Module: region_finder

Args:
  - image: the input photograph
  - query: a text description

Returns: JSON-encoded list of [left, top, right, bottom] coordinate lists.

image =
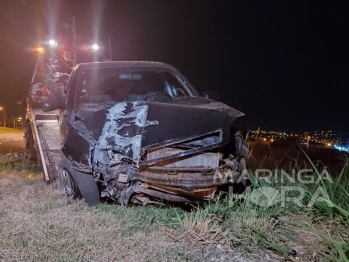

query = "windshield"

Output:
[[75, 67, 195, 107]]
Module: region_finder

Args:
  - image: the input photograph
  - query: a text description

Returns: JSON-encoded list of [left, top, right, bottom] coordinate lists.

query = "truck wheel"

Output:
[[58, 168, 82, 201]]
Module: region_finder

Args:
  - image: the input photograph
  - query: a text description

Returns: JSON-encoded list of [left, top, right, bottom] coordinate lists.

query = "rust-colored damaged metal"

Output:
[[130, 167, 244, 189], [56, 61, 250, 206]]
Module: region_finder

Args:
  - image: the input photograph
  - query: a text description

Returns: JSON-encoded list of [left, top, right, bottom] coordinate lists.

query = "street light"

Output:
[[91, 44, 99, 51], [14, 117, 23, 129], [37, 47, 44, 53], [0, 106, 6, 127], [48, 39, 58, 47]]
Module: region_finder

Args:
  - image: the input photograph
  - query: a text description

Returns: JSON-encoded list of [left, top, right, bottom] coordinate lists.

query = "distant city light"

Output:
[[334, 144, 349, 153], [249, 128, 348, 153]]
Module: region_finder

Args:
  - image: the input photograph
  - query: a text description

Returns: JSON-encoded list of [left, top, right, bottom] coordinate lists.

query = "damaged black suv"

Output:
[[55, 61, 250, 206]]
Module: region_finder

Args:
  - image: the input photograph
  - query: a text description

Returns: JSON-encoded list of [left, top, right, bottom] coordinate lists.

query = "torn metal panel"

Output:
[[94, 101, 158, 165]]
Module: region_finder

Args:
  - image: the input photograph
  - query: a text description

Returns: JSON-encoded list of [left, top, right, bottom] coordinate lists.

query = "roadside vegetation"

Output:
[[0, 127, 23, 134], [0, 153, 37, 173], [0, 145, 348, 261]]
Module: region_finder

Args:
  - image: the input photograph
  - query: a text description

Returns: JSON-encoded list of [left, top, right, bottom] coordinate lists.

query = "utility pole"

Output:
[[0, 106, 6, 127], [72, 17, 77, 67], [62, 17, 77, 67], [109, 36, 112, 61]]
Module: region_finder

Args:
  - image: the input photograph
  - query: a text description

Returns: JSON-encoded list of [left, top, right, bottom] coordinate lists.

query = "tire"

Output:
[[58, 154, 100, 206], [58, 168, 82, 201]]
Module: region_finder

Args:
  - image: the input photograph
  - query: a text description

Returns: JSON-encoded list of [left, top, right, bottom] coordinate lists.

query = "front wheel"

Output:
[[58, 154, 101, 206], [58, 168, 81, 201]]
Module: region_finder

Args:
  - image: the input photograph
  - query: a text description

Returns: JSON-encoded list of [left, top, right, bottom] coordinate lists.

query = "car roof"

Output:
[[75, 61, 178, 71]]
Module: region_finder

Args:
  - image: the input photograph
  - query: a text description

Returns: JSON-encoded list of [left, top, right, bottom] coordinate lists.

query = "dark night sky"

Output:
[[0, 0, 348, 132]]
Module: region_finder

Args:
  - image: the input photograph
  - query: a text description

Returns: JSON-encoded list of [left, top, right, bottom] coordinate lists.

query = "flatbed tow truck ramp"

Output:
[[27, 107, 61, 183]]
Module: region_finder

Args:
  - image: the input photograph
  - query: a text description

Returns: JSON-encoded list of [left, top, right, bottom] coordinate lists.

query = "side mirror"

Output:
[[203, 90, 220, 101], [42, 95, 64, 112]]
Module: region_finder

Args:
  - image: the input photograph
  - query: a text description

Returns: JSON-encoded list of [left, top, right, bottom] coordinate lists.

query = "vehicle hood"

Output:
[[74, 97, 245, 164]]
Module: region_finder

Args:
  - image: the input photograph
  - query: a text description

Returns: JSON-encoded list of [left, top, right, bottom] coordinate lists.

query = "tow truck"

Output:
[[23, 49, 68, 183]]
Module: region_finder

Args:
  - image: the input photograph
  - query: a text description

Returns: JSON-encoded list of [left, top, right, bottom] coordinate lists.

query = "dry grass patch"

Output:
[[0, 171, 281, 262], [0, 173, 201, 262], [0, 154, 37, 172], [1, 164, 346, 262], [0, 127, 23, 134]]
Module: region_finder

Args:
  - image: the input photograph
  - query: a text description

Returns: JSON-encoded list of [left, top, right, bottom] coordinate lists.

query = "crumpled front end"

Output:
[[67, 98, 249, 205]]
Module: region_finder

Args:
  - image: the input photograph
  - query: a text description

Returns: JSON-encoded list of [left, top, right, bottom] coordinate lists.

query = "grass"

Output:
[[0, 146, 348, 261], [0, 172, 203, 261], [0, 153, 37, 173], [0, 127, 23, 134]]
